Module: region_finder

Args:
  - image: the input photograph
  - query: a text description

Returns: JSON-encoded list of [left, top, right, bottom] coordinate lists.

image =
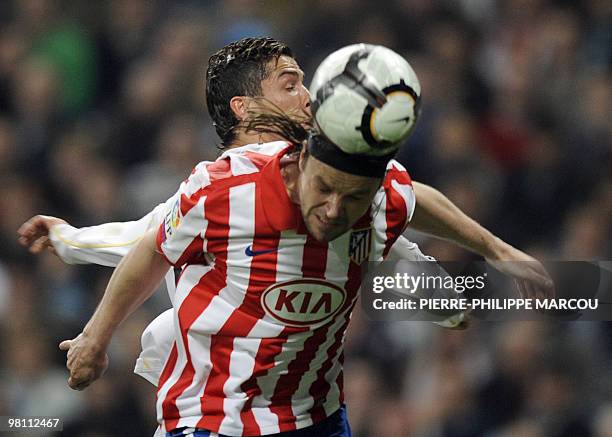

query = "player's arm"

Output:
[[387, 236, 468, 329], [18, 203, 168, 267], [60, 229, 169, 390], [410, 181, 554, 298], [60, 160, 212, 390]]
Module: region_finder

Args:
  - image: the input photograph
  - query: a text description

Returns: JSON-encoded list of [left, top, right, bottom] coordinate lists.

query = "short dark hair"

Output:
[[205, 37, 294, 148]]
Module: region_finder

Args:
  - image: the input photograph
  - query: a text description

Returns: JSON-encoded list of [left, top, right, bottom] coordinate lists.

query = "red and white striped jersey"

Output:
[[155, 141, 415, 436]]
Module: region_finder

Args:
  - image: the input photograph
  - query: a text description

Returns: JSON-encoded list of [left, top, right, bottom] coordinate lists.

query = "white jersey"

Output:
[[48, 202, 179, 300]]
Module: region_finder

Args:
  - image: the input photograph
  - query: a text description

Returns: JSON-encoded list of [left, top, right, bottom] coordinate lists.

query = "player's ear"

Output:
[[298, 146, 307, 171], [229, 96, 249, 121]]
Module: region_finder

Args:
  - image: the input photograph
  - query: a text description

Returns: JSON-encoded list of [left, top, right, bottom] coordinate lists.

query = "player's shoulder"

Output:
[[211, 141, 291, 178], [220, 140, 291, 160], [383, 159, 413, 186], [184, 141, 291, 196], [374, 158, 416, 222]]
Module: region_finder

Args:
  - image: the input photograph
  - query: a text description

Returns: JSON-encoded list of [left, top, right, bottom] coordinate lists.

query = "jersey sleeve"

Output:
[[49, 202, 168, 267], [384, 159, 416, 228], [370, 160, 416, 261], [386, 236, 467, 328], [386, 235, 433, 262], [156, 161, 212, 266]]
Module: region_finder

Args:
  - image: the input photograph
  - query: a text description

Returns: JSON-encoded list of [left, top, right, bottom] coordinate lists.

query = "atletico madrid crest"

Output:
[[349, 228, 372, 265]]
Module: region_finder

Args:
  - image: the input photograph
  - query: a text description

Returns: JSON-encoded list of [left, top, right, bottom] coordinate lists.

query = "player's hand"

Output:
[[486, 242, 555, 300], [59, 332, 109, 390], [17, 215, 67, 254], [436, 306, 473, 330], [447, 311, 472, 330]]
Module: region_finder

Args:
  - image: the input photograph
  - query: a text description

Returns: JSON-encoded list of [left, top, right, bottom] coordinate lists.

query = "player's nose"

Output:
[[324, 195, 343, 221], [300, 85, 311, 116]]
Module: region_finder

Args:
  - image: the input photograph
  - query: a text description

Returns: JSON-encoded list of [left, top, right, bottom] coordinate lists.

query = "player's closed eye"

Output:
[[347, 194, 365, 201], [317, 182, 332, 194]]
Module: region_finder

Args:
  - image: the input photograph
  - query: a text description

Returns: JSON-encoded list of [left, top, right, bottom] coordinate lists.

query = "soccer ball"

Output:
[[310, 44, 421, 156]]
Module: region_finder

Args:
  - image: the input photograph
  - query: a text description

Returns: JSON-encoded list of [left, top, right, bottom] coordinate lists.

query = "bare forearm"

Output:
[[411, 182, 502, 259], [83, 229, 170, 347]]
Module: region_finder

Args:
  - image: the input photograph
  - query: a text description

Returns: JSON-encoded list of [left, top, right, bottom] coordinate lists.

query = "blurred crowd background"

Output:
[[0, 0, 611, 436]]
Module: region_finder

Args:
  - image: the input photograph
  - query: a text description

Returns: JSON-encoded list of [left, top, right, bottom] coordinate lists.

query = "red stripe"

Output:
[[239, 173, 309, 434], [239, 329, 293, 433], [308, 254, 362, 422], [158, 344, 179, 388], [382, 176, 408, 259], [162, 189, 231, 431], [206, 158, 233, 182], [174, 235, 205, 268], [182, 159, 264, 214], [197, 186, 281, 434], [244, 150, 278, 169], [269, 236, 329, 431], [161, 266, 227, 430], [179, 157, 234, 216], [157, 343, 178, 399], [307, 316, 350, 423], [271, 325, 331, 432]]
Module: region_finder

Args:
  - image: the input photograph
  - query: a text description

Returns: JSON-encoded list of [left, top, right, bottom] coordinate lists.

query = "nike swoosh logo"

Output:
[[245, 245, 278, 257]]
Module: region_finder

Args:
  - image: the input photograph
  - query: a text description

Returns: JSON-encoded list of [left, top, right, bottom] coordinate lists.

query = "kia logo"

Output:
[[261, 279, 347, 326]]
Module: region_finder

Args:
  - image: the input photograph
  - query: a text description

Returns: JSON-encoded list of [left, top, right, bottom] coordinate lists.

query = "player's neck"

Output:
[[231, 129, 286, 148]]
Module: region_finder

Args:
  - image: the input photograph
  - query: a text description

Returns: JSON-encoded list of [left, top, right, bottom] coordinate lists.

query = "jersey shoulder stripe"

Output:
[[383, 159, 415, 228]]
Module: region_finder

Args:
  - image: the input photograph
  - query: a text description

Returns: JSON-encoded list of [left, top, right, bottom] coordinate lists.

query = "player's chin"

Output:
[[310, 220, 347, 242]]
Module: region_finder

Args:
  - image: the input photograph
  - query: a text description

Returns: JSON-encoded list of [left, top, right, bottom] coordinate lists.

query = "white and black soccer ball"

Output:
[[310, 44, 421, 156]]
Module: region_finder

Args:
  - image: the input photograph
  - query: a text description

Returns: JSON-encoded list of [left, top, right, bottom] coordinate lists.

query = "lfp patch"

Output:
[[349, 227, 372, 265], [163, 198, 181, 241]]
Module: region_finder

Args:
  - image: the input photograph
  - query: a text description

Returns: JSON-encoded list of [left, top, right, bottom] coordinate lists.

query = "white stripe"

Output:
[[172, 183, 256, 431], [314, 261, 359, 419], [218, 183, 257, 435], [182, 161, 211, 198], [238, 317, 291, 433], [256, 231, 308, 327], [289, 312, 346, 427], [322, 362, 343, 416], [220, 141, 290, 159], [174, 280, 241, 428], [241, 230, 309, 432], [162, 183, 259, 430], [370, 187, 389, 262], [327, 231, 352, 281], [320, 303, 356, 418], [369, 159, 413, 262], [161, 195, 207, 265], [229, 154, 260, 176], [275, 231, 307, 281], [252, 329, 315, 431], [289, 239, 352, 424], [391, 178, 415, 222], [174, 330, 212, 426], [156, 264, 212, 426]]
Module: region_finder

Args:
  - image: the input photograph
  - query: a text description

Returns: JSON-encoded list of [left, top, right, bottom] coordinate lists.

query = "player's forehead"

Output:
[[265, 55, 304, 81]]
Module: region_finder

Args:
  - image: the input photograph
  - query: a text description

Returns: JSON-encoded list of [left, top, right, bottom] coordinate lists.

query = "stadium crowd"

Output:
[[0, 0, 611, 435]]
